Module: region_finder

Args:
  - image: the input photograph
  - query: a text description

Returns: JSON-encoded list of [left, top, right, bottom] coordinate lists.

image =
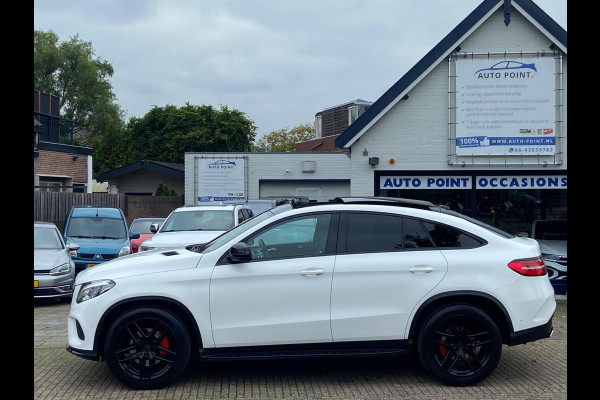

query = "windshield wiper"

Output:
[[90, 236, 120, 239], [70, 235, 93, 238]]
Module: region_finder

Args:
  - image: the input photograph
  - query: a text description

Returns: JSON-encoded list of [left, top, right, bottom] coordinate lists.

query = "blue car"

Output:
[[62, 205, 139, 274], [474, 60, 537, 74]]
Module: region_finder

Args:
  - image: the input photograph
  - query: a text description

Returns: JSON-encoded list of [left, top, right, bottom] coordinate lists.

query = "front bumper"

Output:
[[34, 274, 74, 299], [66, 345, 101, 361]]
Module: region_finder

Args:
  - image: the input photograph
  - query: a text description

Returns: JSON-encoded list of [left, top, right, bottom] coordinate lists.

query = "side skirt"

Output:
[[198, 340, 413, 361]]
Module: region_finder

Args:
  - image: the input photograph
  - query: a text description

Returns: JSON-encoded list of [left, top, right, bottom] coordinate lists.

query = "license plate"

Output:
[[34, 280, 39, 288], [87, 263, 98, 268]]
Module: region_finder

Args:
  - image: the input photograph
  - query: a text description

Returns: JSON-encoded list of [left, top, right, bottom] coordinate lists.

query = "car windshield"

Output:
[[196, 206, 288, 253], [160, 210, 234, 232], [66, 217, 127, 239], [130, 219, 164, 234], [34, 227, 64, 249]]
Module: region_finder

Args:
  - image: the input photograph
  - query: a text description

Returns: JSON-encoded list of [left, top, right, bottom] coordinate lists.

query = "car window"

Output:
[[237, 209, 245, 223], [130, 219, 164, 234], [34, 227, 64, 249], [162, 210, 234, 232], [346, 213, 403, 252], [403, 218, 436, 249], [246, 214, 332, 259], [66, 217, 127, 239], [421, 221, 484, 249]]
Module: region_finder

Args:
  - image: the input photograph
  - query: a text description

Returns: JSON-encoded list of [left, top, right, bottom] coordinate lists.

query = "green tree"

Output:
[[93, 103, 257, 174], [254, 123, 316, 152], [34, 29, 125, 147], [155, 182, 178, 196]]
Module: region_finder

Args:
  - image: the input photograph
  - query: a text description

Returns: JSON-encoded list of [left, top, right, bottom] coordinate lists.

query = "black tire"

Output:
[[104, 307, 191, 390], [416, 304, 502, 386]]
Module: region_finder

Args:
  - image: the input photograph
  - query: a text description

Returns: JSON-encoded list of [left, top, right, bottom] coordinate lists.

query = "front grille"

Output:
[[77, 253, 118, 260]]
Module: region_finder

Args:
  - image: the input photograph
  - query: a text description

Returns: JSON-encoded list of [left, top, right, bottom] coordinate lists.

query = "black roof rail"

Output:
[[292, 196, 447, 211], [330, 196, 437, 210]]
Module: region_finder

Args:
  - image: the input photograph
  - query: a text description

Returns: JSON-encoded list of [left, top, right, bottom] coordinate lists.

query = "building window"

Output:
[[38, 181, 62, 192], [315, 116, 322, 138], [348, 106, 357, 125]]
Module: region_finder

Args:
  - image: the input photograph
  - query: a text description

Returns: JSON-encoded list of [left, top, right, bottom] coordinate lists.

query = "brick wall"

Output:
[[37, 150, 88, 183]]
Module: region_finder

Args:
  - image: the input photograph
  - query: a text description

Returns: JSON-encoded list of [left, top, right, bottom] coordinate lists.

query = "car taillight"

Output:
[[508, 257, 547, 276]]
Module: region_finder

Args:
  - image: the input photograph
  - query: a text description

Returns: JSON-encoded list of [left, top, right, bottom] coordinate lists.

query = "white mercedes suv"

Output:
[[66, 197, 555, 390]]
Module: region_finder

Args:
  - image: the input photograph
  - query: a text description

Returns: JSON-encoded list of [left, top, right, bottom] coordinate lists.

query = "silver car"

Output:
[[34, 221, 80, 302]]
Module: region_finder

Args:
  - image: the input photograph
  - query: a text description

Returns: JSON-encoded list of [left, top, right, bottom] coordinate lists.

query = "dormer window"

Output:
[[348, 106, 357, 125]]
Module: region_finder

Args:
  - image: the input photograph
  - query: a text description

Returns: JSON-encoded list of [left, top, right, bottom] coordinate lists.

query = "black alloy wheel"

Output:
[[416, 304, 502, 386], [104, 307, 191, 390]]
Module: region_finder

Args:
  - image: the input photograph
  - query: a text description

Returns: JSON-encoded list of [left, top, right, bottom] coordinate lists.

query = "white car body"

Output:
[[67, 199, 555, 389]]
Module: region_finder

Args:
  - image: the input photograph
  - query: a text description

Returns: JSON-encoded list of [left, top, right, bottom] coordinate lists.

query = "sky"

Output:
[[33, 0, 567, 141]]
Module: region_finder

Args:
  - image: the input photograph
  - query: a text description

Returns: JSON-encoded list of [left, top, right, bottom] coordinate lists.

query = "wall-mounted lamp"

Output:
[[389, 158, 395, 164], [368, 157, 379, 167], [542, 161, 548, 167], [461, 161, 466, 167], [72, 155, 79, 161], [363, 148, 368, 156]]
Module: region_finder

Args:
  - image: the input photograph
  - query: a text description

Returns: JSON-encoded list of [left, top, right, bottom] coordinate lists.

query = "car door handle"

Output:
[[299, 268, 325, 276], [409, 266, 434, 274]]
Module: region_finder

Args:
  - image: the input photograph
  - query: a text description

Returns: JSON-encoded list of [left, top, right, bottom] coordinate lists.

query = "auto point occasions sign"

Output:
[[456, 57, 556, 156], [197, 158, 245, 202], [380, 175, 566, 190]]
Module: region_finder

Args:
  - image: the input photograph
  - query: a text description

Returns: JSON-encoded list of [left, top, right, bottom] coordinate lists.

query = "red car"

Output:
[[129, 217, 166, 253]]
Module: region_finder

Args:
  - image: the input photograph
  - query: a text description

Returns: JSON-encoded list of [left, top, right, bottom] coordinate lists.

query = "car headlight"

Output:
[[49, 263, 72, 276], [118, 246, 131, 257], [76, 279, 115, 303]]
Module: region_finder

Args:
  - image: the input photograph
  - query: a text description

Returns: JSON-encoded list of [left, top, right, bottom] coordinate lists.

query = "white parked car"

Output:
[[138, 204, 254, 252], [67, 197, 555, 390]]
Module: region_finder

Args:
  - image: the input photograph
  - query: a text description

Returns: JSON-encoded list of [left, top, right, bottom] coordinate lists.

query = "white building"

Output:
[[185, 0, 567, 239]]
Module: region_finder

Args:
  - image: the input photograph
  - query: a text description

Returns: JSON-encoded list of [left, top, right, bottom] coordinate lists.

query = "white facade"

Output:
[[346, 7, 566, 196], [184, 152, 351, 205]]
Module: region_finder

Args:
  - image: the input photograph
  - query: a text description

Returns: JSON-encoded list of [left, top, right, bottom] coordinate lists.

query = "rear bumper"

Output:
[[507, 313, 554, 346]]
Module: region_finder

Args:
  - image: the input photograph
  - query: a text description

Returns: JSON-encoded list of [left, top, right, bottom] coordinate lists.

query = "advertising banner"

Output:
[[197, 158, 245, 202], [456, 57, 556, 156]]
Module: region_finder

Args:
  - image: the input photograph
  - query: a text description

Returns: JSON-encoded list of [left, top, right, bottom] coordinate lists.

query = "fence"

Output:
[[33, 192, 184, 231]]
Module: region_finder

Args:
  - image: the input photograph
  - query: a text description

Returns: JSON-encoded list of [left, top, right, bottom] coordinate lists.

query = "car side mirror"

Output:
[[150, 223, 159, 233], [130, 233, 140, 239], [228, 242, 252, 263], [67, 243, 80, 251]]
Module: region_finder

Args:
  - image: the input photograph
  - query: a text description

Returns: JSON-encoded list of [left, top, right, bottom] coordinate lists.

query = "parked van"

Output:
[[62, 205, 138, 274]]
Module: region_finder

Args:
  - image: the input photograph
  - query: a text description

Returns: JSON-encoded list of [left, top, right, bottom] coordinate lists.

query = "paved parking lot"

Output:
[[34, 296, 567, 399]]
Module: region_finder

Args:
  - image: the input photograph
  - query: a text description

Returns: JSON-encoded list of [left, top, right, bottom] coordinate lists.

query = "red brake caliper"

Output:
[[159, 335, 170, 356], [439, 336, 448, 356]]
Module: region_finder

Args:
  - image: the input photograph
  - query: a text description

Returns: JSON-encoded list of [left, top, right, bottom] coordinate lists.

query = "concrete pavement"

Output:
[[34, 295, 567, 399]]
